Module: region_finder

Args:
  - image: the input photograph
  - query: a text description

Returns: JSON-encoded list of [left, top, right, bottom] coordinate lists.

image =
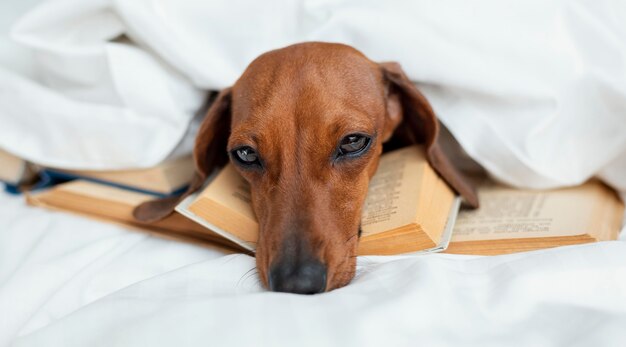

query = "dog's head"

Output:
[[135, 42, 477, 294]]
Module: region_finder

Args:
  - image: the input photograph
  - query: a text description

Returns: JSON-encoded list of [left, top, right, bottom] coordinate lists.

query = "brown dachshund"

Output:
[[134, 42, 478, 294]]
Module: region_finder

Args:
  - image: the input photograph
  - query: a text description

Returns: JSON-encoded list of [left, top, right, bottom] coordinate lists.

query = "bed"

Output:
[[2, 190, 625, 347], [2, 0, 626, 345]]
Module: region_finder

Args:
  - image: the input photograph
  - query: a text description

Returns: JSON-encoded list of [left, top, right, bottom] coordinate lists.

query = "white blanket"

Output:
[[2, 191, 626, 347], [1, 0, 625, 192]]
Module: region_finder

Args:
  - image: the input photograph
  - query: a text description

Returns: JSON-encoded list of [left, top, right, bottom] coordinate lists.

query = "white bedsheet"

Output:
[[1, 0, 625, 194], [2, 190, 625, 347]]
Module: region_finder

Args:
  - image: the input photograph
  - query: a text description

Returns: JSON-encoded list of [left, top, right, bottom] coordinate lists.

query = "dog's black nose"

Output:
[[268, 260, 327, 294]]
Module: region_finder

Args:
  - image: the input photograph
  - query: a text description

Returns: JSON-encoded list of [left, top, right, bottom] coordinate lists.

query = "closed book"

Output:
[[26, 180, 242, 252], [44, 155, 195, 196]]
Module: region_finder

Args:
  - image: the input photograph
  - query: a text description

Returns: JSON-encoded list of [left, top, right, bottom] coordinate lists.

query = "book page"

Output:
[[201, 145, 434, 235], [452, 181, 611, 241], [192, 146, 455, 244], [200, 164, 256, 220], [360, 146, 428, 237]]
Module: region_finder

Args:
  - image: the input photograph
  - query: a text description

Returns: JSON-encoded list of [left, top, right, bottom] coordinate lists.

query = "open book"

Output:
[[177, 146, 461, 255], [446, 180, 624, 255]]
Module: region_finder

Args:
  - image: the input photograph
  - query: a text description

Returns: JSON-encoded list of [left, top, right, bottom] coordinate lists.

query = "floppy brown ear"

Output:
[[133, 88, 233, 222], [380, 62, 479, 208]]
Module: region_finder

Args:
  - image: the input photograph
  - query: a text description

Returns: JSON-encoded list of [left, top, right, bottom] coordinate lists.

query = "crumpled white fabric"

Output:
[[0, 0, 204, 170], [1, 0, 625, 191], [1, 191, 625, 347]]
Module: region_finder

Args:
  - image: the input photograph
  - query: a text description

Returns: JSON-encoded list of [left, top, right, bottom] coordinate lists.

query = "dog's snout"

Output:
[[268, 260, 327, 294]]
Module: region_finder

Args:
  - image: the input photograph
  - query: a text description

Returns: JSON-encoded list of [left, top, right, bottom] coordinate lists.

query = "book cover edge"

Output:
[[175, 193, 257, 252], [390, 196, 461, 256]]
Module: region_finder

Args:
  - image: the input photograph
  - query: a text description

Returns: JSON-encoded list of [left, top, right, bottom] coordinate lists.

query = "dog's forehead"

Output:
[[237, 42, 380, 88], [230, 43, 386, 136]]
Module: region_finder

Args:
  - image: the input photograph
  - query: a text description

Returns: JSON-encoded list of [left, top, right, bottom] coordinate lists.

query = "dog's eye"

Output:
[[338, 134, 371, 157], [232, 146, 260, 166]]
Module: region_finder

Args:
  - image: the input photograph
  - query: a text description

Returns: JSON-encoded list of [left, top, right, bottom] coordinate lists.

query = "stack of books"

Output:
[[3, 145, 623, 256], [0, 148, 238, 250]]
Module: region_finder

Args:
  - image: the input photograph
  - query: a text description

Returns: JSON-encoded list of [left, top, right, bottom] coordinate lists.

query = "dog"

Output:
[[134, 42, 478, 294]]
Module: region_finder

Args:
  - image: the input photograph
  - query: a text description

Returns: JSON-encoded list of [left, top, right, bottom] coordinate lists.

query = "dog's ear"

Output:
[[192, 88, 233, 180], [380, 62, 478, 208], [133, 88, 233, 222]]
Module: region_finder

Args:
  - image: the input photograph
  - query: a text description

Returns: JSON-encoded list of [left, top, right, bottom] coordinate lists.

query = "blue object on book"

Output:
[[2, 170, 56, 195], [3, 182, 20, 194], [40, 169, 187, 198]]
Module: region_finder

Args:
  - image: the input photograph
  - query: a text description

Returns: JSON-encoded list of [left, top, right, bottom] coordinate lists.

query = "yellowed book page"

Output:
[[452, 180, 619, 242], [196, 145, 437, 232], [360, 146, 430, 238], [589, 186, 625, 241], [187, 164, 259, 244], [418, 174, 455, 242], [187, 146, 450, 249], [195, 164, 256, 219]]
